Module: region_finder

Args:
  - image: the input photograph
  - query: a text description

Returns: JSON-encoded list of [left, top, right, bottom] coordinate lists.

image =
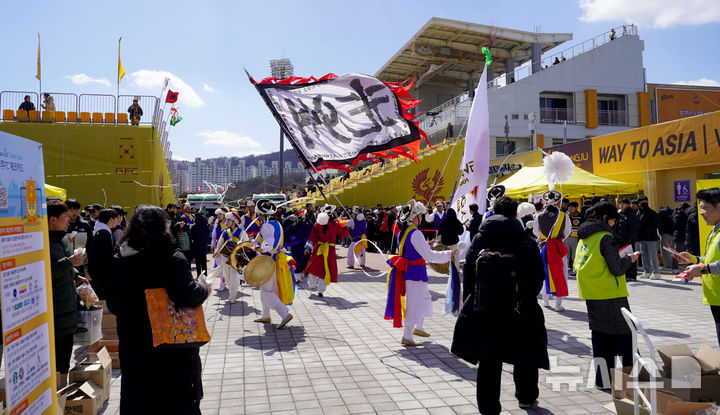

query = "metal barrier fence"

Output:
[[78, 94, 116, 118], [118, 95, 159, 126], [488, 24, 639, 89], [41, 92, 78, 114], [0, 91, 39, 119], [1, 90, 161, 125]]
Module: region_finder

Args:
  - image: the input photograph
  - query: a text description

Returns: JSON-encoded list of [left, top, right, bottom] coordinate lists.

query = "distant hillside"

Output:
[[242, 149, 300, 165]]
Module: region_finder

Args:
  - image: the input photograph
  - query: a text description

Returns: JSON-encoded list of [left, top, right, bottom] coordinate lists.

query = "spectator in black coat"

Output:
[[107, 205, 209, 414], [659, 206, 675, 269], [671, 203, 690, 273], [467, 203, 483, 240], [685, 203, 701, 255], [66, 198, 93, 277], [88, 209, 118, 300], [455, 197, 549, 413], [18, 95, 35, 112], [636, 196, 661, 278], [438, 208, 464, 246], [616, 198, 638, 281], [189, 212, 210, 277]]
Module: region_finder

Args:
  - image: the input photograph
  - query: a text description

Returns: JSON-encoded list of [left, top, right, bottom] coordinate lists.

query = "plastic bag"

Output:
[[74, 306, 103, 345], [76, 283, 98, 307]]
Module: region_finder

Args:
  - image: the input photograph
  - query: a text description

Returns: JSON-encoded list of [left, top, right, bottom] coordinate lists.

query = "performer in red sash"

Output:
[[385, 200, 452, 346], [304, 205, 349, 297], [533, 190, 571, 311]]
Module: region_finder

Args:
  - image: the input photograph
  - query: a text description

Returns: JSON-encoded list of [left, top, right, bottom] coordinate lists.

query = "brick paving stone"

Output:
[[95, 252, 719, 414]]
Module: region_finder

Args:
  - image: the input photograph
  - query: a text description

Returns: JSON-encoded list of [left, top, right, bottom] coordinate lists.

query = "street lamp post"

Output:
[[528, 112, 537, 150], [270, 58, 294, 191]]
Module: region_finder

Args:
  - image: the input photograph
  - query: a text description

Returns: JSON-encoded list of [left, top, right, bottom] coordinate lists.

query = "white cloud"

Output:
[[65, 73, 111, 87], [196, 130, 262, 149], [578, 0, 720, 28], [129, 70, 205, 108], [673, 78, 720, 87], [172, 155, 192, 162], [203, 83, 215, 93]]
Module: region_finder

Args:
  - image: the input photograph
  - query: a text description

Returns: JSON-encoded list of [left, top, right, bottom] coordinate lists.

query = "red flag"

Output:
[[186, 185, 190, 192], [166, 90, 179, 103], [197, 185, 201, 191]]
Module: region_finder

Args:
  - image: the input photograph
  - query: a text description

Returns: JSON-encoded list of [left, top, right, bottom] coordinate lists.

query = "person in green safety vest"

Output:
[[574, 201, 640, 389], [676, 188, 720, 347]]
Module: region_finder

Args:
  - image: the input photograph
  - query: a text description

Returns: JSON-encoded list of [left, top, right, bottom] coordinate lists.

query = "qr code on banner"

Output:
[[0, 186, 7, 209]]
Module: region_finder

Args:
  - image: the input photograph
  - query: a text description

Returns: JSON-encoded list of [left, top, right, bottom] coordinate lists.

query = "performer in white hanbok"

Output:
[[214, 212, 248, 304], [385, 200, 453, 346], [346, 208, 368, 269], [211, 207, 229, 291], [252, 200, 294, 328]]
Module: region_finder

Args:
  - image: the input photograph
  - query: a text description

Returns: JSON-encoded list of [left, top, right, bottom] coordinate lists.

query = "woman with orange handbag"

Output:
[[107, 205, 210, 415]]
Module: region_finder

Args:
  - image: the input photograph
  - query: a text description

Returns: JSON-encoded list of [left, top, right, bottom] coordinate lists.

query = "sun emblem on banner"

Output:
[[411, 168, 444, 204]]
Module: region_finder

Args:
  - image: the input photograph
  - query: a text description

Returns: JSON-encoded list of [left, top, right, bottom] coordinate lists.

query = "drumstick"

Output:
[[213, 239, 230, 258]]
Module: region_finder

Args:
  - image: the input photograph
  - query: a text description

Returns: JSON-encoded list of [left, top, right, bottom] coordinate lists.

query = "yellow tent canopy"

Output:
[[495, 165, 639, 198], [45, 184, 67, 201]]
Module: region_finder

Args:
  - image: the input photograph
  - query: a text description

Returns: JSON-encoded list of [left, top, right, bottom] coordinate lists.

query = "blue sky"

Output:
[[2, 0, 718, 160]]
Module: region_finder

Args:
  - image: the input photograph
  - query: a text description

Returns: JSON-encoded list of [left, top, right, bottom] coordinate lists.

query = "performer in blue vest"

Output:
[[214, 211, 248, 303], [427, 201, 447, 239], [284, 211, 312, 283], [385, 199, 452, 346], [241, 200, 261, 238], [211, 207, 229, 291], [252, 200, 294, 329], [346, 208, 368, 269]]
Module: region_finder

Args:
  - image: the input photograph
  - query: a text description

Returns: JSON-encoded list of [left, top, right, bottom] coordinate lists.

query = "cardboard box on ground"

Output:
[[610, 343, 720, 415], [69, 347, 112, 402], [56, 346, 114, 415], [657, 343, 720, 403], [58, 381, 103, 415]]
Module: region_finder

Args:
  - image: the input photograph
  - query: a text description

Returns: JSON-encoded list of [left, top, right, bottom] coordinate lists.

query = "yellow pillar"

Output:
[[643, 170, 659, 208], [536, 134, 544, 149], [637, 91, 651, 126], [585, 89, 598, 129]]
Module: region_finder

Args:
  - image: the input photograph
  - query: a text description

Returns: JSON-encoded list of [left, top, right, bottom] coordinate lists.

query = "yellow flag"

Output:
[[35, 33, 40, 81], [118, 37, 126, 84]]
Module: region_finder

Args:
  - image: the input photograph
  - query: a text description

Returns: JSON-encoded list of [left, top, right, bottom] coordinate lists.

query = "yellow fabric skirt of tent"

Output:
[[494, 165, 639, 198]]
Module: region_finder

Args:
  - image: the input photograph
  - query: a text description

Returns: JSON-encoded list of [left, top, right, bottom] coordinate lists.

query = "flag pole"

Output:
[[36, 33, 41, 107]]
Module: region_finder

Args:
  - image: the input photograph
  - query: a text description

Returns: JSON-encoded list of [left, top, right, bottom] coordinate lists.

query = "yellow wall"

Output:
[[0, 122, 174, 210], [312, 140, 464, 207], [637, 91, 651, 126], [585, 89, 598, 129]]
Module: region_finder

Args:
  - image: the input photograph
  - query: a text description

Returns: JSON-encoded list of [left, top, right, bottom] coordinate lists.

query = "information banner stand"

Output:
[[0, 131, 57, 414]]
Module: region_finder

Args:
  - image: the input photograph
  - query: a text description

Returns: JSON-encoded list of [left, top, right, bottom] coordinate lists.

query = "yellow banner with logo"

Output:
[[592, 111, 720, 176], [0, 123, 174, 212], [311, 140, 464, 207]]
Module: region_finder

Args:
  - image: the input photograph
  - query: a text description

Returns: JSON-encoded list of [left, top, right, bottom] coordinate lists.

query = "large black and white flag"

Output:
[[250, 73, 425, 170]]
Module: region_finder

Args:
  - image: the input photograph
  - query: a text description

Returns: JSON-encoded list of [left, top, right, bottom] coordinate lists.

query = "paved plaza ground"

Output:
[[96, 248, 718, 415]]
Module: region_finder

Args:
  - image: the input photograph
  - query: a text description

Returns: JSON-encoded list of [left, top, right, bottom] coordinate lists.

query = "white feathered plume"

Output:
[[542, 151, 575, 190]]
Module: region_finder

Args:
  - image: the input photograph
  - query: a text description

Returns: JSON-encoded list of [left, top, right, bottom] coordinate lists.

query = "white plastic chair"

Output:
[[621, 307, 658, 415]]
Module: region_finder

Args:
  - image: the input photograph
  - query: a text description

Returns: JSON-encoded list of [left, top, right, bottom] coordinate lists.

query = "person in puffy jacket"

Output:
[[574, 201, 639, 389], [636, 196, 660, 279]]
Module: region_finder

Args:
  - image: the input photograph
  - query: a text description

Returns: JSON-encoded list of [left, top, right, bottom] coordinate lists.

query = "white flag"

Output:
[[451, 66, 490, 225]]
